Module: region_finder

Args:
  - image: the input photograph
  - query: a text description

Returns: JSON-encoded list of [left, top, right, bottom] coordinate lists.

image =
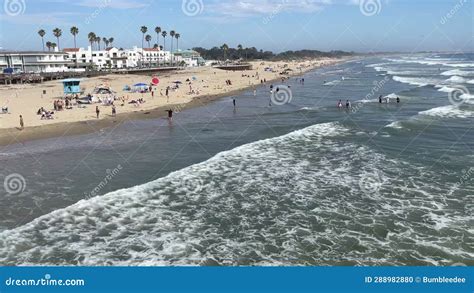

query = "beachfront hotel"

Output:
[[0, 51, 72, 73], [1, 47, 204, 73]]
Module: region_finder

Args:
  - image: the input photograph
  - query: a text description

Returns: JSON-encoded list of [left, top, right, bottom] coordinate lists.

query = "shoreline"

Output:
[[0, 58, 349, 146]]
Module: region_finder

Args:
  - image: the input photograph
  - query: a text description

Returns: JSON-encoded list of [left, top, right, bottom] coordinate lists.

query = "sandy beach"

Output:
[[0, 59, 342, 145]]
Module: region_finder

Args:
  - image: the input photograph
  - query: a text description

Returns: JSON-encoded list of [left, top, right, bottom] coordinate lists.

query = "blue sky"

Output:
[[0, 0, 472, 52]]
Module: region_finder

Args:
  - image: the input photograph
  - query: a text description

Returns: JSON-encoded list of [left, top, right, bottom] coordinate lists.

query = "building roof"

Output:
[[0, 51, 68, 55], [63, 48, 80, 52], [143, 48, 160, 52]]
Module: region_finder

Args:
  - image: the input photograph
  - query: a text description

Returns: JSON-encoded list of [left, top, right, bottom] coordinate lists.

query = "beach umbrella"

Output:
[[151, 77, 160, 85]]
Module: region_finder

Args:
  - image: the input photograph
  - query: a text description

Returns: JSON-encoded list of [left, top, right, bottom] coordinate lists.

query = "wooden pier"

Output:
[[0, 67, 179, 85]]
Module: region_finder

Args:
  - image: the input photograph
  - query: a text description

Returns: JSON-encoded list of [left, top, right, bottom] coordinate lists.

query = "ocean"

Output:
[[0, 53, 473, 266]]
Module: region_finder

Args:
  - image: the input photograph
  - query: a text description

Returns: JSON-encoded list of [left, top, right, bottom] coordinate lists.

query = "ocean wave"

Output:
[[0, 120, 470, 266], [385, 121, 404, 129], [441, 69, 474, 77], [445, 76, 469, 84], [419, 105, 474, 119], [386, 58, 474, 68], [392, 76, 440, 87]]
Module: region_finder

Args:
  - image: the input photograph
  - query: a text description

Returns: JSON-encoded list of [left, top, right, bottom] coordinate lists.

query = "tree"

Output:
[[161, 31, 167, 51], [51, 42, 57, 51], [103, 37, 109, 48], [38, 29, 46, 51], [53, 28, 62, 50], [154, 26, 161, 47], [46, 41, 52, 52], [140, 26, 148, 49], [175, 33, 180, 51], [237, 44, 243, 59], [169, 30, 175, 64], [88, 32, 96, 49], [96, 36, 101, 50], [145, 34, 152, 48], [221, 43, 229, 61], [108, 37, 114, 47], [70, 26, 79, 49]]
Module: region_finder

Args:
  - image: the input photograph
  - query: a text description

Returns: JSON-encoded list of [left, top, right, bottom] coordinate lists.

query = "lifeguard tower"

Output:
[[62, 78, 83, 97]]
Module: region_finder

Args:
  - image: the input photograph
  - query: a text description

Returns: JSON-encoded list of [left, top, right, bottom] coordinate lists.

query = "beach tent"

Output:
[[133, 83, 148, 92]]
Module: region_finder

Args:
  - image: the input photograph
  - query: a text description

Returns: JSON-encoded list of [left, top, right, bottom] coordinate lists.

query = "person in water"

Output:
[[378, 95, 382, 104], [337, 100, 343, 108], [396, 96, 400, 104], [233, 98, 236, 108], [166, 109, 173, 120], [346, 100, 351, 108]]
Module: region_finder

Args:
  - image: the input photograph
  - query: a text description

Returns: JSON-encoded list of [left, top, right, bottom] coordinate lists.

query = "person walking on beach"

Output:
[[96, 106, 100, 119], [19, 115, 24, 130], [112, 105, 116, 117], [166, 87, 169, 103]]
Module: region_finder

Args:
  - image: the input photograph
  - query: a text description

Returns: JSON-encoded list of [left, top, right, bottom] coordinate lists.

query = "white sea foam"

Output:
[[392, 76, 439, 87], [419, 105, 474, 119], [385, 121, 403, 129], [441, 69, 474, 77], [445, 76, 468, 84]]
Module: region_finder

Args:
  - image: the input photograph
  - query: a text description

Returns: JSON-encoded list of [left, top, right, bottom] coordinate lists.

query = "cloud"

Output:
[[75, 0, 150, 9], [205, 0, 334, 18]]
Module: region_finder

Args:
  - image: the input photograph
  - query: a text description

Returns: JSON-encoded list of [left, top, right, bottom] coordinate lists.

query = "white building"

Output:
[[125, 47, 171, 68], [64, 46, 173, 69], [0, 51, 72, 73]]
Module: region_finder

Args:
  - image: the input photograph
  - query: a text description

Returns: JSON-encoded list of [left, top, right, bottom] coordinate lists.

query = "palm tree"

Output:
[[103, 37, 109, 48], [46, 41, 52, 52], [38, 29, 46, 51], [96, 36, 101, 50], [51, 42, 57, 51], [88, 32, 96, 49], [175, 33, 180, 51], [221, 43, 229, 61], [108, 37, 114, 47], [53, 28, 62, 50], [169, 30, 175, 52], [161, 31, 167, 58], [154, 26, 161, 48], [70, 26, 79, 48], [145, 34, 152, 48], [153, 43, 159, 49], [237, 44, 243, 59], [140, 26, 148, 49]]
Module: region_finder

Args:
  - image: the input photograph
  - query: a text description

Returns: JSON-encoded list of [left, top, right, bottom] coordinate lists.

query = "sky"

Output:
[[0, 0, 472, 53]]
